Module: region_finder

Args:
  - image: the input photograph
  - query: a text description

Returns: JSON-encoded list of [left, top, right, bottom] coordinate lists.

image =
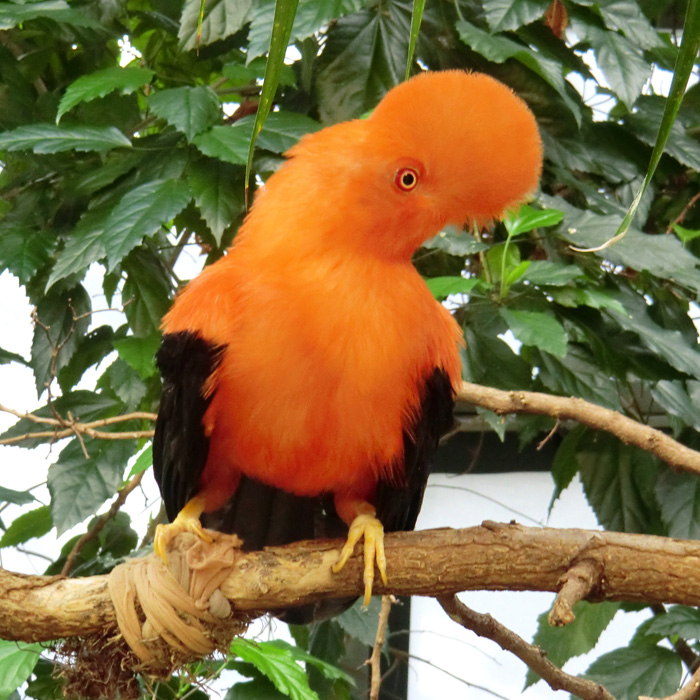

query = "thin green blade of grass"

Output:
[[577, 0, 700, 252], [406, 0, 426, 80], [245, 0, 299, 207]]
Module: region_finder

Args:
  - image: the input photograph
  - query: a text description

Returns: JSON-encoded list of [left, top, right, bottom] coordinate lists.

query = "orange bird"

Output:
[[153, 70, 542, 618]]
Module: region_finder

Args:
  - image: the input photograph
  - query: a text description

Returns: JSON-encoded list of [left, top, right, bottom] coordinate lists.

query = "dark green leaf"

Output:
[[0, 1, 102, 29], [48, 438, 135, 535], [423, 228, 488, 255], [335, 597, 382, 647], [549, 425, 587, 509], [0, 229, 53, 286], [57, 67, 154, 123], [0, 485, 36, 506], [0, 125, 131, 153], [577, 432, 662, 534], [645, 606, 700, 640], [499, 308, 568, 357], [425, 276, 478, 300], [148, 86, 221, 142], [127, 445, 153, 479], [103, 359, 147, 409], [525, 601, 619, 688], [520, 261, 585, 286], [0, 506, 52, 547], [596, 0, 663, 49], [505, 204, 565, 237], [584, 646, 681, 700], [188, 158, 245, 245], [178, 0, 254, 50], [656, 470, 700, 540], [0, 348, 28, 366], [103, 180, 192, 271], [0, 640, 41, 700], [194, 125, 250, 165], [482, 0, 549, 32]]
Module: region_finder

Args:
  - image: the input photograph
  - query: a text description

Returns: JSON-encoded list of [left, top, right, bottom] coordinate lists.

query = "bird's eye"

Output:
[[395, 167, 419, 192]]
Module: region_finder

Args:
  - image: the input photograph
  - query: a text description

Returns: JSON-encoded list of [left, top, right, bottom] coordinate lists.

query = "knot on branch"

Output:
[[549, 556, 604, 626], [108, 532, 250, 669]]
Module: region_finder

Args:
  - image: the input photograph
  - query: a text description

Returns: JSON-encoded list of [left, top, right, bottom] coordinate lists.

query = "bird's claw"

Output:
[[332, 513, 387, 606], [154, 503, 213, 563]]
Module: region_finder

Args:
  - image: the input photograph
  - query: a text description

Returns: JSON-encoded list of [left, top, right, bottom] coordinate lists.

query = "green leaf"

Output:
[[595, 0, 663, 49], [672, 223, 700, 244], [188, 158, 245, 245], [103, 359, 147, 410], [482, 0, 549, 32], [504, 205, 564, 237], [57, 67, 154, 123], [148, 86, 221, 142], [48, 438, 135, 535], [245, 0, 299, 198], [335, 597, 383, 647], [405, 0, 425, 79], [0, 506, 52, 547], [0, 348, 28, 366], [577, 432, 662, 534], [254, 112, 320, 153], [499, 308, 567, 357], [525, 601, 619, 688], [194, 125, 251, 165], [0, 125, 131, 153], [0, 640, 41, 700], [0, 0, 101, 29], [31, 286, 91, 395], [549, 425, 587, 509], [0, 229, 54, 286], [264, 641, 354, 686], [113, 335, 161, 379], [103, 180, 192, 271], [651, 380, 700, 432], [520, 261, 584, 287], [178, 0, 254, 50], [230, 639, 320, 700], [645, 606, 700, 640], [424, 228, 488, 255], [424, 276, 478, 300], [584, 646, 682, 700], [656, 470, 700, 540], [0, 485, 36, 506], [127, 445, 153, 479]]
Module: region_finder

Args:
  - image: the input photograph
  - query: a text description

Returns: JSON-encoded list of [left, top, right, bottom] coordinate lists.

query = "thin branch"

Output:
[[61, 472, 145, 576], [368, 595, 394, 700], [549, 558, 604, 626], [457, 381, 700, 478], [437, 594, 615, 700]]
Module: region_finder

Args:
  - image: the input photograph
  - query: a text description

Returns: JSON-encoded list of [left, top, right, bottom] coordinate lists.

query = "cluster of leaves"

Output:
[[0, 0, 700, 697]]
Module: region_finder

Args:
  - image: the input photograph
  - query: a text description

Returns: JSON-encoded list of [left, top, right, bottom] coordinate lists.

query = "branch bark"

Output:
[[3, 522, 700, 643]]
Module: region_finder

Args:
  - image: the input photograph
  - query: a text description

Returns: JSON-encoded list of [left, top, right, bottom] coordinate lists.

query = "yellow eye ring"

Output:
[[395, 167, 419, 192]]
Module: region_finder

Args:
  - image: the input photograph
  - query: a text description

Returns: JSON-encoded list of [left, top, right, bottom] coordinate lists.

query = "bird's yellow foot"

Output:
[[153, 495, 213, 562], [332, 513, 387, 606]]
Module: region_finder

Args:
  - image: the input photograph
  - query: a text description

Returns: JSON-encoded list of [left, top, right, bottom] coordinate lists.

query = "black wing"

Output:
[[153, 331, 225, 521], [375, 367, 456, 534]]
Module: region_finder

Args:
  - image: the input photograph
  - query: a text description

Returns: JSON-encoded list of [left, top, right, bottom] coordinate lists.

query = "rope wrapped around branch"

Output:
[[106, 531, 249, 675]]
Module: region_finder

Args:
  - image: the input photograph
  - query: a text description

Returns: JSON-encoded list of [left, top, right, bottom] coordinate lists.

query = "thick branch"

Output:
[[3, 522, 700, 642], [457, 382, 700, 477]]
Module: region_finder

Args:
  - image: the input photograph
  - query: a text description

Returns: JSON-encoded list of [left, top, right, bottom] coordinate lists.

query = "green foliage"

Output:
[[1, 0, 700, 698]]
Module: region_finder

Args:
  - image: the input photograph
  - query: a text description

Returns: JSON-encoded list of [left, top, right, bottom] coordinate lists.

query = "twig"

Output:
[[61, 472, 145, 576], [368, 595, 394, 700], [458, 381, 700, 478], [437, 594, 615, 700], [666, 191, 700, 233], [549, 558, 604, 626]]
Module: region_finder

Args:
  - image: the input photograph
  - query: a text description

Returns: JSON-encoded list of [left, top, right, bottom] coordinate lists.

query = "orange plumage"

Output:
[[153, 70, 542, 617]]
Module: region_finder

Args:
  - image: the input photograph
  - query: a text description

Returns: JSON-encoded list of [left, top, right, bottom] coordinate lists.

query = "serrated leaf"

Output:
[[57, 67, 154, 123], [31, 286, 91, 395], [424, 276, 478, 300], [48, 438, 135, 535], [0, 485, 36, 506], [0, 640, 41, 700], [651, 380, 700, 431], [230, 639, 320, 700], [525, 601, 619, 688], [0, 229, 54, 286], [645, 606, 700, 640], [178, 0, 254, 50], [113, 335, 160, 379], [148, 86, 221, 142], [0, 125, 131, 153], [656, 470, 700, 540], [193, 125, 250, 164], [577, 432, 662, 534], [499, 308, 567, 357], [103, 359, 147, 409], [583, 646, 681, 700], [596, 0, 663, 49], [520, 261, 584, 286], [103, 179, 191, 271], [483, 0, 549, 31], [0, 506, 52, 547], [0, 348, 27, 366], [335, 597, 383, 647], [188, 158, 245, 245], [0, 0, 101, 30], [549, 425, 587, 510]]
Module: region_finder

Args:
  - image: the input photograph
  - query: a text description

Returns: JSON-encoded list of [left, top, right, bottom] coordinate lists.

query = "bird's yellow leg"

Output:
[[154, 494, 213, 562], [332, 499, 387, 606]]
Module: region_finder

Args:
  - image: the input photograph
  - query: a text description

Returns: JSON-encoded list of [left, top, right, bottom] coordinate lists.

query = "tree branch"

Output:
[[437, 594, 615, 700], [3, 522, 700, 643], [457, 382, 700, 477]]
